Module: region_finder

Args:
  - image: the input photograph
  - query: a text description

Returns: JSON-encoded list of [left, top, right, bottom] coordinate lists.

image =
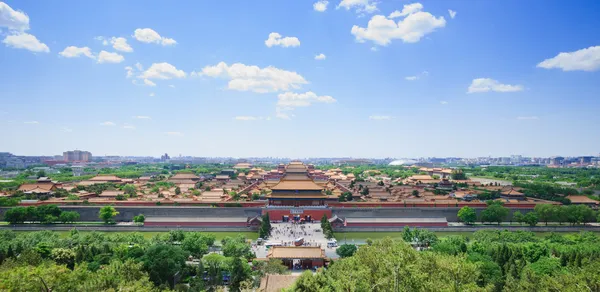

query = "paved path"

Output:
[[253, 222, 340, 259]]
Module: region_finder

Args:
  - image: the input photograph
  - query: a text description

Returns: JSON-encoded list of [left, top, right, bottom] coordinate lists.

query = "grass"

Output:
[[334, 231, 600, 241], [14, 230, 259, 241]]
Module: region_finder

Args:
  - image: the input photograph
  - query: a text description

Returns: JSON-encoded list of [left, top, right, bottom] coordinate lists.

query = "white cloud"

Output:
[[97, 51, 124, 64], [24, 121, 39, 124], [337, 0, 377, 14], [275, 91, 335, 119], [94, 36, 109, 45], [440, 101, 448, 105], [537, 46, 600, 72], [351, 4, 446, 46], [59, 46, 94, 59], [149, 92, 155, 97], [165, 131, 183, 136], [315, 53, 326, 60], [313, 0, 328, 12], [100, 121, 116, 126], [134, 115, 151, 119], [517, 116, 539, 120], [468, 78, 524, 93], [234, 116, 264, 121], [125, 66, 134, 78], [109, 37, 133, 52], [370, 46, 378, 52], [168, 84, 175, 88], [277, 91, 335, 107], [0, 2, 29, 31], [389, 3, 423, 18], [369, 115, 392, 120], [405, 71, 428, 81], [135, 62, 143, 71], [138, 62, 186, 80], [123, 124, 136, 130], [199, 62, 308, 93], [2, 33, 49, 52], [265, 32, 300, 48], [143, 79, 156, 87], [448, 9, 457, 19], [61, 127, 73, 133], [133, 28, 177, 46]]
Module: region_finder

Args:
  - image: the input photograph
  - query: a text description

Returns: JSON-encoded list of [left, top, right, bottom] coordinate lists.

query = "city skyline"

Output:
[[1, 1, 600, 158]]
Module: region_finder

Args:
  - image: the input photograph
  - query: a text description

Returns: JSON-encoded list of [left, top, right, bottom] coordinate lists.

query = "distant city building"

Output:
[[161, 153, 170, 161], [550, 156, 565, 166], [63, 150, 92, 162]]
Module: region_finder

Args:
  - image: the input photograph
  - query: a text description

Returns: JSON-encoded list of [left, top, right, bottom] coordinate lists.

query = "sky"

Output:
[[1, 0, 599, 159]]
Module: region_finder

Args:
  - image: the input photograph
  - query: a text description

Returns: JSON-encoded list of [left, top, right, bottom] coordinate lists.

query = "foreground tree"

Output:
[[141, 244, 186, 288], [336, 244, 357, 258], [480, 201, 509, 225]]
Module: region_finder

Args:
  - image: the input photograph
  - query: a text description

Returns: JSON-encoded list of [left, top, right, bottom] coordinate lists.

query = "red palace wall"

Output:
[[144, 222, 248, 227], [346, 222, 448, 227], [263, 209, 332, 221]]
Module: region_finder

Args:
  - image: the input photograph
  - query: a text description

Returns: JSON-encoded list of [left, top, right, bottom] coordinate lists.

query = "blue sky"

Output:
[[1, 0, 599, 158]]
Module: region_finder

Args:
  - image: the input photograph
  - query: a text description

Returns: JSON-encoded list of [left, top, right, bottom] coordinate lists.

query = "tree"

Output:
[[3, 207, 27, 224], [457, 206, 476, 225], [336, 244, 357, 258], [451, 169, 467, 180], [524, 212, 539, 227], [59, 211, 80, 223], [182, 233, 214, 258], [133, 214, 145, 224], [122, 184, 137, 196], [480, 202, 509, 225], [229, 256, 250, 292], [141, 244, 186, 288], [412, 190, 420, 197], [259, 213, 271, 239], [115, 194, 126, 201], [175, 187, 181, 195], [51, 248, 75, 269], [203, 253, 226, 289], [99, 205, 119, 224], [534, 204, 557, 226], [513, 211, 525, 225]]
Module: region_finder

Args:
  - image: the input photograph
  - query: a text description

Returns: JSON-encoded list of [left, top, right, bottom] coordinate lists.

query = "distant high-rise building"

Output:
[[580, 156, 593, 164], [161, 153, 170, 161], [550, 156, 564, 166], [63, 150, 92, 162]]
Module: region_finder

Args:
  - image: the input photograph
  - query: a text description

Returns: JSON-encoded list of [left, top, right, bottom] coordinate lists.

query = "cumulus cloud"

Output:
[[138, 62, 186, 80], [405, 71, 428, 81], [448, 9, 457, 19], [100, 121, 116, 126], [265, 32, 300, 48], [369, 115, 392, 120], [199, 62, 308, 93], [125, 66, 134, 78], [537, 46, 600, 72], [3, 32, 49, 52], [97, 51, 124, 64], [168, 84, 175, 88], [59, 46, 94, 59], [24, 121, 39, 124], [315, 53, 326, 60], [467, 78, 524, 93], [337, 0, 377, 14], [149, 92, 155, 97], [517, 116, 539, 120], [134, 115, 151, 119], [109, 37, 133, 52], [123, 124, 136, 130], [165, 131, 183, 136], [0, 2, 29, 31], [389, 3, 423, 18], [133, 28, 177, 46], [143, 79, 156, 87], [275, 91, 335, 119], [351, 3, 446, 46], [440, 101, 448, 105], [313, 0, 328, 12]]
